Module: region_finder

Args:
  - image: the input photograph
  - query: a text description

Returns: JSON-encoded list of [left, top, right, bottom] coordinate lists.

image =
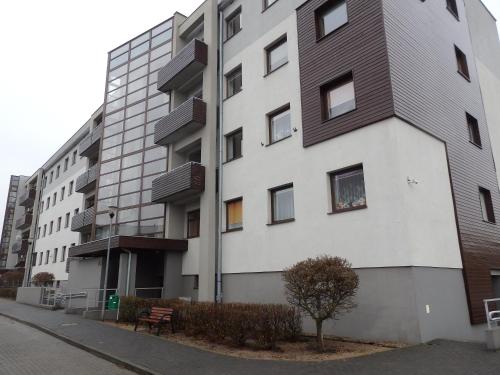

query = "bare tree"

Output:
[[282, 256, 359, 352]]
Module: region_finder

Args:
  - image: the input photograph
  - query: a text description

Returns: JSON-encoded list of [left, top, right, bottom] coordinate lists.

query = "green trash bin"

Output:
[[108, 294, 120, 310]]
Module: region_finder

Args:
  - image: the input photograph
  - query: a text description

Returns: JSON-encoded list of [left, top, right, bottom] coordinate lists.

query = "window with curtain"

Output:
[[266, 36, 288, 74], [269, 105, 291, 144], [226, 8, 242, 40], [226, 199, 243, 230], [226, 66, 242, 98], [331, 166, 367, 212], [187, 210, 200, 238], [271, 185, 294, 223]]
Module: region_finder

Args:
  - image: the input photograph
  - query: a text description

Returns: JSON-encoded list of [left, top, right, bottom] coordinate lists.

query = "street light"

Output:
[[101, 205, 118, 321]]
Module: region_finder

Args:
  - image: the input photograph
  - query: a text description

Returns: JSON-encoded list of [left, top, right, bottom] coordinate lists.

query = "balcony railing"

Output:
[[78, 125, 103, 158], [12, 239, 29, 254], [15, 213, 33, 230], [19, 189, 36, 207], [71, 207, 95, 232], [152, 162, 205, 204], [157, 39, 208, 93], [75, 164, 99, 194], [154, 97, 206, 146]]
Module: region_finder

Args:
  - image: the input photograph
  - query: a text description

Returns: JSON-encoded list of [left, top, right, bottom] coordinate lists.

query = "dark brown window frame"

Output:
[[225, 7, 242, 42], [225, 65, 243, 99], [466, 113, 482, 148], [455, 45, 470, 81], [269, 183, 295, 225], [262, 0, 279, 12], [446, 0, 459, 20], [329, 164, 367, 214], [225, 127, 243, 162], [225, 197, 243, 232], [315, 0, 349, 41], [321, 71, 356, 122], [187, 209, 201, 239], [265, 35, 288, 75], [267, 104, 292, 145], [479, 187, 496, 224]]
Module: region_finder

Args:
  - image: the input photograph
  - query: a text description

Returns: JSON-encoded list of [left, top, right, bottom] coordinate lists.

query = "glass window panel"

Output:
[[226, 130, 243, 161], [105, 110, 125, 126], [129, 65, 149, 82], [128, 76, 148, 93], [126, 101, 146, 118], [122, 152, 143, 168], [227, 67, 242, 97], [121, 165, 142, 182], [131, 41, 150, 59], [152, 30, 172, 48], [320, 1, 348, 37], [272, 186, 294, 222], [99, 184, 119, 199], [141, 204, 164, 220], [108, 64, 128, 82], [110, 44, 129, 59], [268, 39, 288, 72], [147, 105, 169, 122], [332, 167, 366, 210], [131, 32, 149, 48], [150, 55, 170, 72], [118, 207, 139, 223], [109, 52, 128, 69], [125, 113, 145, 130], [149, 71, 159, 84], [124, 126, 144, 143], [145, 134, 155, 148], [143, 159, 166, 176], [101, 145, 122, 161], [141, 190, 152, 204], [142, 174, 160, 190], [226, 10, 242, 39], [104, 122, 124, 137], [100, 159, 121, 174], [145, 147, 167, 163], [327, 79, 355, 119], [145, 122, 156, 135], [270, 108, 291, 143], [99, 171, 120, 186], [140, 218, 163, 234], [227, 199, 243, 230], [102, 133, 123, 150], [116, 223, 140, 236], [106, 97, 126, 112], [119, 192, 141, 208], [108, 76, 127, 92], [107, 86, 126, 102], [97, 197, 118, 212], [120, 179, 141, 195], [152, 21, 172, 37], [150, 43, 171, 61], [127, 87, 147, 105], [148, 83, 158, 97], [129, 53, 149, 71], [123, 138, 143, 155], [148, 94, 169, 110]]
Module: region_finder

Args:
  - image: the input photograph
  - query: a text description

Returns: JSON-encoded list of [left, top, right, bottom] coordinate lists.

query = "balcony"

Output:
[[75, 164, 99, 194], [19, 189, 36, 207], [157, 39, 208, 93], [154, 97, 206, 146], [71, 207, 95, 232], [12, 239, 29, 254], [15, 214, 33, 230], [78, 125, 103, 158], [152, 162, 205, 204]]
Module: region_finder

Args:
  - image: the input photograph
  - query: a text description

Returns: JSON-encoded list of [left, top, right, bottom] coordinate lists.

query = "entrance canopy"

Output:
[[68, 236, 187, 258]]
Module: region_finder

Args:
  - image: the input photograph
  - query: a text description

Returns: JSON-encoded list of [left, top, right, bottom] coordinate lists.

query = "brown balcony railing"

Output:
[[71, 207, 95, 232], [154, 97, 206, 146], [19, 189, 36, 207], [152, 162, 205, 204], [78, 125, 103, 158], [157, 39, 208, 93], [75, 164, 98, 194], [12, 239, 29, 254], [15, 213, 33, 230]]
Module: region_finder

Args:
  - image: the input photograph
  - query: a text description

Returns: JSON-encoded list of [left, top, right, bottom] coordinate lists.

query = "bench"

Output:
[[134, 307, 175, 336]]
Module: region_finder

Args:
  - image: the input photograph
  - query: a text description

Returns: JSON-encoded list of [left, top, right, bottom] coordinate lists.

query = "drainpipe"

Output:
[[123, 250, 132, 296]]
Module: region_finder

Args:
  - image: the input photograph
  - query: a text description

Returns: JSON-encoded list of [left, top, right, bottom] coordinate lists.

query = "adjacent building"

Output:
[[4, 0, 499, 343]]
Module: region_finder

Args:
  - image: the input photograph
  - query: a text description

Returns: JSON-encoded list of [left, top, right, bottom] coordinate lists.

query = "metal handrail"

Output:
[[484, 298, 500, 329]]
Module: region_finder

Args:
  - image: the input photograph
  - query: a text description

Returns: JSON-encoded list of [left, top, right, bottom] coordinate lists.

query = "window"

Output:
[[269, 105, 291, 144], [447, 0, 459, 19], [266, 36, 288, 74], [193, 275, 199, 290], [226, 129, 243, 162], [43, 224, 47, 237], [64, 157, 69, 171], [226, 66, 242, 98], [226, 8, 242, 40], [45, 251, 50, 264], [187, 210, 200, 238], [264, 0, 278, 10], [61, 186, 65, 201], [37, 227, 41, 239], [65, 213, 70, 228], [53, 248, 58, 263], [226, 198, 243, 231], [56, 165, 60, 179], [69, 181, 74, 196], [39, 252, 43, 265], [467, 113, 481, 147], [49, 221, 53, 235], [40, 201, 44, 213], [74, 208, 79, 216], [322, 73, 356, 120], [479, 187, 495, 223], [49, 171, 53, 183], [61, 246, 66, 262], [316, 0, 348, 39], [455, 46, 470, 80], [46, 198, 50, 210], [53, 192, 57, 206], [72, 150, 77, 165], [270, 185, 295, 223], [330, 165, 367, 212]]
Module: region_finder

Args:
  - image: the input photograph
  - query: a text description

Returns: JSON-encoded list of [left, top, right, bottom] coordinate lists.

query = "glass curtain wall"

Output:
[[95, 20, 173, 240]]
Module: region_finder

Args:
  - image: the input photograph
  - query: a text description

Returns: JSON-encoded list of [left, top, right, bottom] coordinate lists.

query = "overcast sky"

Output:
[[0, 0, 499, 232]]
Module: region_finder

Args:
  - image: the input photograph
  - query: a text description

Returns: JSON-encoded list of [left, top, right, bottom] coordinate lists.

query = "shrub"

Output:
[[0, 288, 17, 299], [32, 272, 55, 287], [1, 271, 24, 287]]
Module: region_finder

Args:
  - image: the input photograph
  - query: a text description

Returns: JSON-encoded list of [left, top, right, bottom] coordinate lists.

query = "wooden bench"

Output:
[[134, 307, 175, 336]]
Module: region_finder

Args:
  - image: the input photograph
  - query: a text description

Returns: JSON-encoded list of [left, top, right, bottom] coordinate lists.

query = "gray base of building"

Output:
[[486, 328, 500, 350], [222, 267, 486, 344]]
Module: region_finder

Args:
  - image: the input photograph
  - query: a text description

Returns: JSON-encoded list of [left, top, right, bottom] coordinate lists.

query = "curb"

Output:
[[0, 312, 161, 375]]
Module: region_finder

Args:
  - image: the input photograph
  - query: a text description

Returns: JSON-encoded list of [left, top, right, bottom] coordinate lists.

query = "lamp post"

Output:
[[101, 206, 117, 321]]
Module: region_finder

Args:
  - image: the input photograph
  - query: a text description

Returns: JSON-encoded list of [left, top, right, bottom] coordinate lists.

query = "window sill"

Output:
[[321, 107, 357, 124], [224, 89, 243, 102], [267, 218, 295, 226], [457, 70, 471, 82], [266, 135, 292, 147], [483, 219, 496, 225], [223, 227, 243, 234], [224, 29, 242, 44], [328, 205, 367, 215], [263, 62, 289, 78], [223, 155, 243, 165], [187, 236, 200, 240], [469, 140, 482, 149]]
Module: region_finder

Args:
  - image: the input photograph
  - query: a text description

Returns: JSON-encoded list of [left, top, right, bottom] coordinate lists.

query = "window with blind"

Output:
[[330, 165, 367, 212], [322, 73, 356, 120], [187, 210, 200, 238], [269, 105, 291, 144], [226, 198, 243, 231], [270, 184, 295, 223], [316, 0, 348, 39]]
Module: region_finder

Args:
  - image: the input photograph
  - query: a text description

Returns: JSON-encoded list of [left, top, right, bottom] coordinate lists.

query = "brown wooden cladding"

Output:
[[154, 97, 207, 146], [151, 162, 205, 204], [15, 214, 32, 231], [157, 39, 208, 93], [296, 0, 394, 148]]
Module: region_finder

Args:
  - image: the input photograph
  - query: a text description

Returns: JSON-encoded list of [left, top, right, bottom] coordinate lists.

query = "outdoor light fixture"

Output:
[[407, 177, 420, 185], [101, 206, 118, 320]]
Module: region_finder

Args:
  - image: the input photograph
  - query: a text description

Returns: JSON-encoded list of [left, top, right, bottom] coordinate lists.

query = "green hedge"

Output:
[[0, 288, 17, 299], [120, 297, 302, 349]]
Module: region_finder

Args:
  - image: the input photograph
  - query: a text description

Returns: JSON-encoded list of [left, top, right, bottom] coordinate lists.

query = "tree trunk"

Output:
[[315, 319, 324, 352]]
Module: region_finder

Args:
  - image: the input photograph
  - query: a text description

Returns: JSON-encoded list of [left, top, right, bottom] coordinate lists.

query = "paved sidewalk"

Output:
[[1, 299, 499, 375]]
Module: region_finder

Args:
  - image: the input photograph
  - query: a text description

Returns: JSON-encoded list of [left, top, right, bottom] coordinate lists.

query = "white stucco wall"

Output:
[[221, 12, 462, 274]]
